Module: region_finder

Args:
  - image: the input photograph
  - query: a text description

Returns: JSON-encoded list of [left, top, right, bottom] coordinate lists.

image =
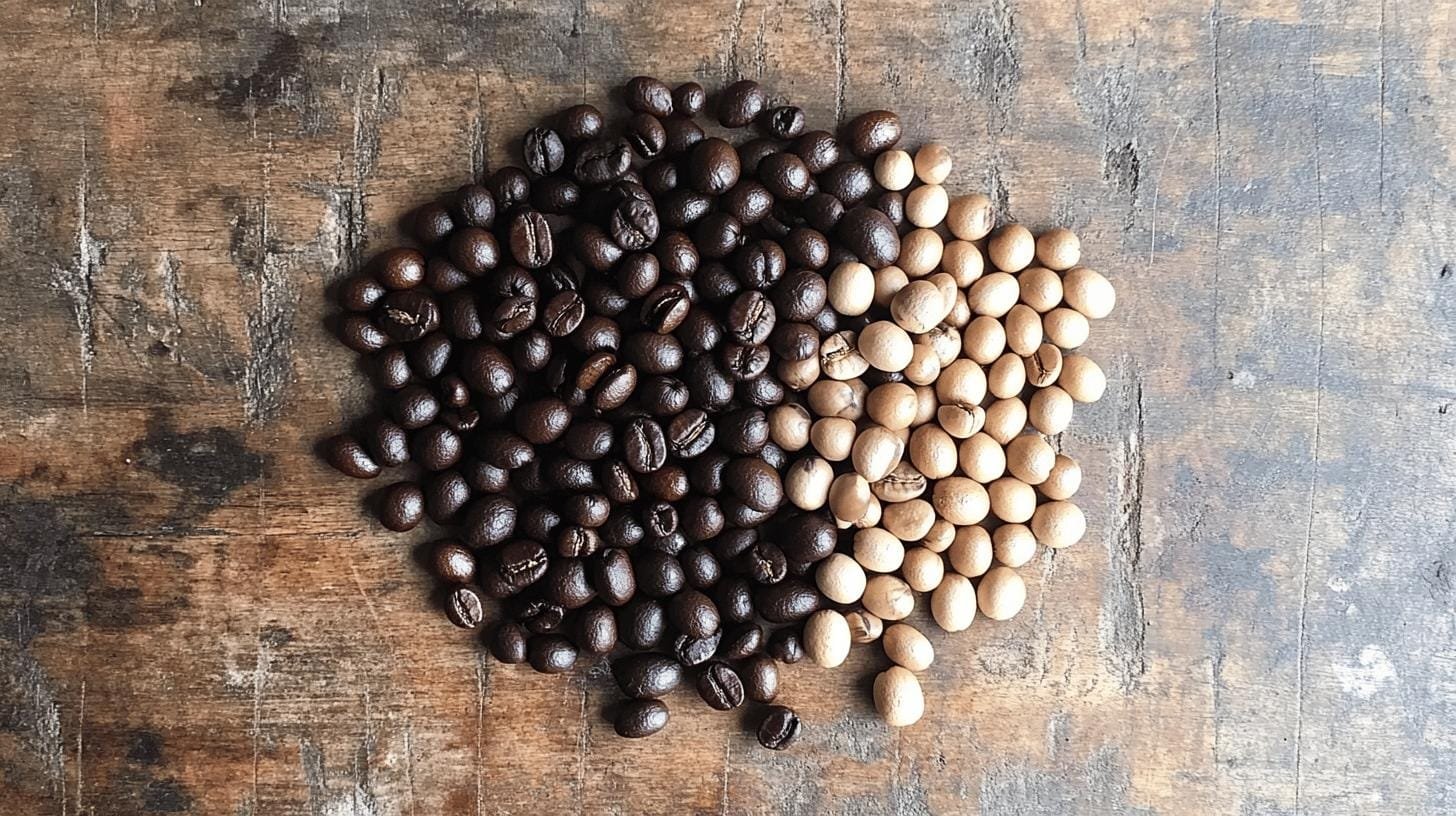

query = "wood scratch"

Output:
[[1101, 372, 1147, 689], [718, 735, 731, 816], [834, 0, 848, 125], [475, 657, 487, 816], [727, 0, 746, 80], [349, 560, 386, 631], [250, 620, 267, 815], [470, 70, 487, 181], [404, 722, 417, 816], [572, 683, 589, 815], [1147, 119, 1187, 269], [1377, 0, 1387, 212], [1209, 0, 1222, 360], [74, 680, 85, 816], [49, 136, 101, 416]]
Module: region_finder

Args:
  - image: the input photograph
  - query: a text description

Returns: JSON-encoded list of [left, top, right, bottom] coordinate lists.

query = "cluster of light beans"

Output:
[[777, 145, 1115, 726], [321, 75, 1113, 746]]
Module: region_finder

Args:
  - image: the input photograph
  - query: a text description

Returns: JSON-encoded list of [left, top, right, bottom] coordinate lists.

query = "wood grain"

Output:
[[2, 0, 1454, 813]]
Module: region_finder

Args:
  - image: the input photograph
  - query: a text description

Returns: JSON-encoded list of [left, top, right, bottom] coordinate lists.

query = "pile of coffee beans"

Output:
[[322, 76, 1113, 744]]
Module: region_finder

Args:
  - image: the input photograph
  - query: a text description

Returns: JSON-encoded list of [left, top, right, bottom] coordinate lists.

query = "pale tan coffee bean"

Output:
[[874, 666, 924, 727], [935, 358, 986, 407], [942, 240, 984, 287], [881, 498, 935, 541], [909, 424, 958, 479], [769, 403, 813, 451], [905, 344, 942, 386], [987, 223, 1035, 272], [1028, 386, 1073, 435], [1003, 304, 1043, 356], [937, 403, 985, 439], [828, 261, 875, 317], [1031, 501, 1086, 548], [863, 574, 915, 621], [988, 352, 1027, 400], [883, 623, 935, 671], [816, 553, 867, 604], [1035, 227, 1081, 270], [1018, 266, 1063, 313], [1062, 266, 1116, 319], [820, 330, 869, 381], [928, 273, 959, 321], [854, 527, 906, 573], [958, 432, 1006, 483], [962, 315, 1006, 365], [921, 325, 962, 367], [992, 523, 1038, 568], [988, 477, 1035, 523], [846, 609, 884, 643], [852, 425, 905, 482], [777, 355, 821, 391], [905, 184, 949, 228], [922, 518, 955, 552], [873, 265, 910, 308], [890, 280, 945, 334], [984, 398, 1028, 444], [785, 456, 833, 510], [946, 193, 995, 241], [829, 472, 872, 525], [874, 149, 915, 191], [932, 477, 990, 525], [1024, 343, 1063, 387], [913, 143, 953, 185], [931, 573, 977, 632], [867, 382, 918, 430], [810, 417, 856, 461], [1043, 307, 1090, 349], [804, 609, 852, 668], [967, 272, 1019, 317], [808, 378, 866, 420], [872, 460, 928, 503], [947, 290, 972, 328], [901, 547, 945, 593], [854, 493, 883, 529], [1041, 454, 1082, 500], [898, 228, 943, 278], [1005, 434, 1055, 485], [859, 321, 915, 372], [912, 385, 938, 427], [947, 525, 992, 578], [977, 566, 1026, 620], [1058, 355, 1107, 403]]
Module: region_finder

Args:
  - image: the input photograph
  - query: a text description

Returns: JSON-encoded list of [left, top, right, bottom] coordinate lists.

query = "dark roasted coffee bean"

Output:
[[794, 130, 841, 174], [435, 375, 469, 409], [777, 512, 837, 563], [676, 308, 725, 354], [411, 201, 455, 244], [452, 183, 496, 228], [771, 322, 819, 362], [638, 376, 690, 416], [758, 153, 812, 200], [598, 460, 640, 505], [818, 162, 874, 207], [763, 105, 806, 139], [635, 550, 684, 598], [668, 590, 720, 639], [735, 139, 781, 177], [693, 212, 745, 259], [613, 252, 660, 299], [475, 429, 533, 470], [734, 239, 787, 289], [508, 332, 550, 376], [723, 497, 774, 528], [522, 127, 566, 176], [532, 175, 582, 214], [339, 275, 386, 312], [339, 315, 388, 353], [542, 557, 596, 609], [726, 290, 777, 345], [837, 205, 901, 267], [559, 420, 612, 461], [462, 458, 508, 494], [803, 192, 845, 232], [446, 587, 484, 629], [624, 75, 673, 117], [490, 621, 529, 663], [592, 548, 636, 607], [672, 81, 706, 115], [547, 457, 598, 492], [624, 112, 667, 158], [572, 316, 621, 355], [615, 699, 669, 738], [642, 158, 679, 196], [519, 504, 561, 542], [390, 385, 438, 430], [447, 227, 500, 276], [556, 524, 603, 558], [742, 371, 785, 407], [712, 526, 760, 559], [601, 509, 644, 549], [564, 492, 611, 529], [488, 295, 537, 339], [374, 248, 426, 290], [365, 417, 410, 467], [717, 79, 766, 128], [770, 270, 829, 322], [496, 539, 549, 592], [622, 417, 668, 474], [745, 541, 789, 585], [680, 496, 726, 542], [644, 532, 687, 556], [478, 388, 521, 425], [532, 294, 582, 342], [508, 209, 553, 269], [740, 654, 779, 702], [810, 304, 839, 334], [690, 453, 730, 497], [685, 355, 735, 412], [759, 213, 791, 239], [618, 599, 667, 650], [759, 440, 788, 468], [845, 109, 902, 156], [720, 342, 770, 381], [324, 435, 380, 479], [667, 409, 715, 458], [463, 495, 516, 547], [572, 223, 623, 274], [718, 182, 771, 229], [697, 662, 746, 711], [528, 635, 577, 673], [723, 623, 764, 660], [642, 502, 679, 538], [411, 424, 463, 471], [559, 103, 605, 142], [694, 262, 741, 304], [592, 363, 638, 413], [758, 705, 801, 750], [768, 628, 805, 663], [662, 115, 705, 155], [641, 283, 691, 334], [659, 189, 713, 229], [605, 181, 660, 250], [872, 189, 905, 228], [574, 603, 619, 659], [488, 167, 531, 210], [784, 227, 830, 270], [459, 344, 515, 397], [516, 598, 566, 633], [641, 466, 689, 503], [422, 470, 469, 522], [582, 280, 630, 318], [688, 138, 741, 194], [489, 265, 540, 301], [655, 231, 699, 279], [718, 409, 769, 456], [715, 576, 755, 623], [511, 458, 547, 493], [574, 138, 633, 185], [755, 579, 821, 623], [613, 653, 683, 699], [622, 331, 684, 375], [442, 290, 483, 339], [672, 630, 721, 667], [679, 545, 722, 590], [406, 333, 451, 380]]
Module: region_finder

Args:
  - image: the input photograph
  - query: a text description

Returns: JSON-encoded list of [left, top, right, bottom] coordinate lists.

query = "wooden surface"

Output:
[[2, 0, 1454, 813]]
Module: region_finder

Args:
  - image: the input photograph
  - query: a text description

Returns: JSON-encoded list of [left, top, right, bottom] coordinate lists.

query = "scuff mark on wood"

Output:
[[48, 136, 104, 414], [981, 745, 1152, 816], [236, 188, 299, 425], [959, 0, 1021, 133], [1101, 372, 1148, 690], [834, 0, 847, 124], [726, 0, 747, 80]]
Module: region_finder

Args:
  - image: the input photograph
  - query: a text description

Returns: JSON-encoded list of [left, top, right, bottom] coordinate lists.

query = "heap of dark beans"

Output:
[[323, 76, 909, 749]]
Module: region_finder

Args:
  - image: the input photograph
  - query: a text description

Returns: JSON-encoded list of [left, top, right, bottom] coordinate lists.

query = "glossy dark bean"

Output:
[[664, 409, 712, 459], [617, 599, 667, 650], [405, 334, 450, 381], [674, 544, 719, 590], [723, 497, 775, 528], [817, 161, 874, 207], [697, 662, 746, 710], [679, 496, 724, 542], [411, 424, 463, 471], [685, 356, 735, 412], [771, 322, 819, 362], [520, 130, 564, 179], [694, 262, 742, 304], [775, 512, 836, 564], [662, 115, 705, 155], [620, 417, 666, 474], [364, 417, 410, 468], [511, 457, 547, 493], [755, 579, 822, 623], [642, 158, 679, 196], [458, 344, 515, 397], [638, 376, 690, 416], [668, 590, 720, 639], [532, 175, 582, 214], [635, 550, 684, 599], [744, 540, 789, 585], [640, 283, 691, 334], [740, 654, 779, 702], [770, 270, 829, 322], [613, 653, 683, 699], [733, 239, 786, 290], [515, 396, 572, 446], [642, 502, 679, 538], [835, 206, 900, 267], [844, 109, 902, 156], [462, 458, 509, 494], [424, 470, 470, 523], [762, 105, 806, 139], [493, 540, 547, 594], [758, 706, 801, 750], [671, 629, 721, 667], [374, 248, 426, 290], [528, 635, 577, 673], [460, 496, 516, 549], [452, 183, 497, 228], [615, 699, 669, 738], [598, 460, 640, 506], [717, 79, 766, 128], [802, 192, 845, 232], [723, 622, 764, 660], [758, 153, 813, 200], [725, 290, 777, 346], [592, 548, 636, 607], [518, 504, 560, 542], [624, 112, 667, 158], [693, 212, 745, 259], [621, 332, 683, 375], [614, 252, 660, 299], [676, 308, 724, 355], [442, 290, 483, 339], [559, 104, 604, 142], [446, 586, 484, 629], [556, 524, 603, 558], [339, 315, 388, 352], [673, 82, 706, 115], [688, 138, 741, 195], [477, 389, 521, 425], [623, 75, 673, 117], [794, 130, 841, 174], [324, 435, 379, 479], [542, 557, 596, 609], [340, 275, 386, 311], [410, 201, 455, 246], [446, 227, 500, 277], [385, 385, 435, 431], [714, 576, 755, 624], [601, 509, 644, 548], [655, 231, 699, 279], [489, 621, 529, 663], [784, 227, 830, 270], [476, 428, 534, 470], [659, 189, 713, 229], [488, 167, 531, 210], [810, 304, 840, 334], [741, 371, 784, 407], [431, 540, 476, 584], [574, 138, 633, 185], [507, 209, 553, 269], [641, 466, 690, 503], [719, 409, 770, 455], [768, 628, 805, 663]]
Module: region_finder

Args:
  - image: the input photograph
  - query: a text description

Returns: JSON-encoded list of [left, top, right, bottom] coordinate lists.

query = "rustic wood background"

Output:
[[2, 0, 1453, 813]]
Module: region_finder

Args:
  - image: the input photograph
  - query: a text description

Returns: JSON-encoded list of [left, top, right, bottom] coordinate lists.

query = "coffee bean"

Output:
[[758, 153, 812, 200], [488, 167, 531, 210], [601, 510, 644, 548], [623, 417, 668, 474], [689, 138, 742, 194], [463, 495, 516, 547], [714, 576, 756, 624], [515, 598, 566, 633], [324, 434, 380, 479], [613, 653, 683, 699], [723, 457, 783, 513], [528, 635, 578, 673], [745, 541, 789, 585], [768, 628, 805, 663], [667, 409, 715, 459], [445, 586, 484, 629], [757, 706, 801, 750], [677, 309, 725, 355], [339, 275, 386, 312], [614, 699, 669, 738], [496, 539, 549, 591], [447, 227, 500, 276], [508, 209, 553, 269], [339, 315, 388, 352], [522, 127, 566, 175], [693, 212, 745, 259], [604, 181, 660, 251], [741, 655, 779, 702], [794, 130, 841, 174], [770, 270, 828, 322], [556, 524, 603, 558], [685, 356, 735, 411], [374, 248, 426, 290], [672, 629, 721, 667], [451, 183, 497, 228], [723, 622, 765, 659], [543, 557, 596, 609], [624, 75, 674, 117], [723, 290, 776, 346], [430, 540, 476, 584], [742, 372, 785, 407], [618, 599, 667, 650], [542, 291, 586, 338], [532, 175, 582, 214], [490, 621, 529, 663], [442, 290, 483, 339], [378, 482, 425, 531], [365, 417, 410, 467], [635, 550, 685, 598], [559, 104, 604, 142], [783, 227, 830, 270], [755, 579, 822, 622], [459, 344, 515, 397], [697, 662, 746, 710], [598, 460, 640, 505], [591, 362, 638, 413], [622, 331, 684, 375], [411, 201, 454, 244], [718, 409, 770, 455], [672, 81, 706, 115], [656, 231, 699, 279], [763, 105, 806, 139], [818, 162, 874, 206], [572, 603, 618, 655], [642, 466, 690, 503], [717, 79, 766, 127], [475, 429, 533, 470], [574, 138, 633, 185], [625, 112, 667, 158], [668, 589, 720, 639], [407, 333, 451, 379], [592, 548, 636, 607], [641, 284, 691, 334]]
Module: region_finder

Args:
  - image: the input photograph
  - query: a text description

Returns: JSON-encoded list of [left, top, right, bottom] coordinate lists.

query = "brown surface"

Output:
[[2, 0, 1454, 813]]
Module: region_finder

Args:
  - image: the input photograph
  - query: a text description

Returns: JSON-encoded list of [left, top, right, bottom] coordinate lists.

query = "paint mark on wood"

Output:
[[1101, 373, 1147, 690], [1333, 645, 1397, 699]]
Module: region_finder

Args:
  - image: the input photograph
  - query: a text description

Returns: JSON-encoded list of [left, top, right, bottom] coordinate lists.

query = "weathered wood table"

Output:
[[2, 0, 1453, 813]]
